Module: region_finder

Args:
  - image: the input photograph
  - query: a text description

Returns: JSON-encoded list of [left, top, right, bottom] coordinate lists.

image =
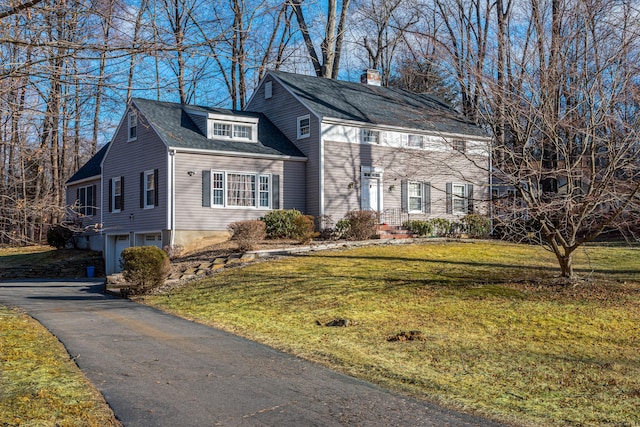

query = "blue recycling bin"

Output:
[[86, 266, 95, 278]]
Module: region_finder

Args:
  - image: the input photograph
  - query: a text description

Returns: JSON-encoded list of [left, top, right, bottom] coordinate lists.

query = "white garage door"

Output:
[[114, 235, 130, 273]]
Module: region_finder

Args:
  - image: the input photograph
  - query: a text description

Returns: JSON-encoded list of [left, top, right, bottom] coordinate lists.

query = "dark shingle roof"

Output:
[[270, 71, 487, 138], [132, 98, 305, 158], [66, 142, 110, 184]]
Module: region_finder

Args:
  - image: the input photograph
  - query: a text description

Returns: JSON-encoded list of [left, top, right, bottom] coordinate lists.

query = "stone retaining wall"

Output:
[[0, 255, 104, 279]]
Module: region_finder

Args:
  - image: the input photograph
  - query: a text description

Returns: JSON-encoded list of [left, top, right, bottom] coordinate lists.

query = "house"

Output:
[[65, 70, 490, 274]]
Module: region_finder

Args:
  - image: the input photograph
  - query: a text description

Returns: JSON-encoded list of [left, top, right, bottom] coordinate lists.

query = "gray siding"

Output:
[[323, 140, 489, 222], [102, 106, 168, 234], [65, 178, 102, 229], [246, 77, 321, 217], [174, 152, 298, 230]]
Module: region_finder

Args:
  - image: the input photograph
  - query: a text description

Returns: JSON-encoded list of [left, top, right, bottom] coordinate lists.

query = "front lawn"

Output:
[[0, 306, 120, 426], [142, 241, 640, 427]]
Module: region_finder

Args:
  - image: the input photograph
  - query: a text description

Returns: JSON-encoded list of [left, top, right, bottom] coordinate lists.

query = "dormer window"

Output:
[[453, 139, 466, 152], [233, 125, 252, 139], [207, 114, 258, 142], [213, 123, 232, 137]]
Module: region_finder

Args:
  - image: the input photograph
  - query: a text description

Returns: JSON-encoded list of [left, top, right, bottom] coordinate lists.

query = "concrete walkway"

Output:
[[0, 279, 508, 427]]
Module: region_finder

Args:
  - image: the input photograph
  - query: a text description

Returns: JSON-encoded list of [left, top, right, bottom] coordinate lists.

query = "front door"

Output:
[[361, 171, 383, 212]]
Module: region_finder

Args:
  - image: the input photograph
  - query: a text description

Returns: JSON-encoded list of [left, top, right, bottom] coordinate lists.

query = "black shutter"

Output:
[[202, 170, 211, 207], [91, 184, 97, 216], [120, 176, 125, 210], [467, 184, 474, 214], [423, 182, 431, 214], [401, 180, 408, 213], [140, 172, 144, 209], [446, 182, 452, 214], [108, 179, 112, 212], [272, 174, 280, 209], [154, 169, 159, 206]]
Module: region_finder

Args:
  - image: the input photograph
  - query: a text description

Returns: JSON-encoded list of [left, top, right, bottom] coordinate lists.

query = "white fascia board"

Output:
[[169, 146, 308, 162], [206, 112, 259, 125], [65, 175, 100, 186], [321, 116, 492, 142]]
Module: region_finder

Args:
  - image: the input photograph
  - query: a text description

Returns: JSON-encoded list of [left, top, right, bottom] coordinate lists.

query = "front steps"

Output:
[[376, 224, 416, 239]]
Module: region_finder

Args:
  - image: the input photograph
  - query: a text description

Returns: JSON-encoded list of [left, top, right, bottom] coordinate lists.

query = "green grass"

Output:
[[0, 306, 120, 426], [142, 241, 640, 427]]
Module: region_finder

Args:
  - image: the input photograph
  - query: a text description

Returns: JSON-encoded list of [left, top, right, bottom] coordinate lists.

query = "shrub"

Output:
[[461, 214, 492, 238], [120, 246, 170, 295], [316, 215, 339, 240], [341, 210, 379, 241], [429, 218, 452, 237], [335, 218, 351, 239], [403, 220, 434, 237], [261, 209, 302, 239], [292, 214, 318, 244], [46, 225, 74, 249], [228, 220, 266, 251]]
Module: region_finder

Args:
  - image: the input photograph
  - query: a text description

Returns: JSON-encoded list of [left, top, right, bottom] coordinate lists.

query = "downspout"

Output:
[[168, 149, 176, 246], [319, 119, 325, 217]]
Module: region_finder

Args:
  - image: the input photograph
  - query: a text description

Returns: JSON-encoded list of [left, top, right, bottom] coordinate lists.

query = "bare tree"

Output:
[[486, 0, 640, 278], [288, 0, 351, 79]]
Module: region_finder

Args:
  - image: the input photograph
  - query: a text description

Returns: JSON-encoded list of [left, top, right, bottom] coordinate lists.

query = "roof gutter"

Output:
[[169, 146, 307, 162]]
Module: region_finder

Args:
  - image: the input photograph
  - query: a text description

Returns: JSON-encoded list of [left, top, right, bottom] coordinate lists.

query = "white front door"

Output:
[[361, 170, 383, 212]]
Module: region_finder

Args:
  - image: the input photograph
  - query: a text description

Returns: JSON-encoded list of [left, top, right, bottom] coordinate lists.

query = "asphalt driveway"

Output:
[[0, 279, 508, 426]]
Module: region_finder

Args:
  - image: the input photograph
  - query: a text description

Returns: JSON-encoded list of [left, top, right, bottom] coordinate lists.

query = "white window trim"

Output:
[[407, 182, 423, 214], [362, 128, 380, 144], [127, 112, 137, 142], [112, 177, 122, 213], [297, 115, 310, 139], [143, 170, 155, 210], [452, 183, 467, 215], [209, 170, 271, 209], [207, 120, 257, 142]]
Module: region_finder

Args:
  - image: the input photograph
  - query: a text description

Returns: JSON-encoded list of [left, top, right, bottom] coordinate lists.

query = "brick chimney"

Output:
[[360, 69, 381, 86]]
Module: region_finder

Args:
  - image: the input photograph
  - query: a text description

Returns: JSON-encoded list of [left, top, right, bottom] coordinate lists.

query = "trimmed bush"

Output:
[[228, 220, 266, 251], [46, 225, 74, 249], [403, 220, 434, 237], [461, 214, 491, 238], [120, 246, 170, 295], [292, 214, 318, 244], [341, 210, 379, 241], [261, 209, 302, 239]]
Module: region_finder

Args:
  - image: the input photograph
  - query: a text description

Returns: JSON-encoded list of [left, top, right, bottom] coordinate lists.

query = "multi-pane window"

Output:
[[453, 139, 466, 152], [209, 121, 256, 141], [77, 185, 95, 216], [112, 177, 122, 212], [452, 183, 466, 214], [128, 112, 137, 141], [213, 123, 232, 137], [408, 182, 423, 212], [144, 170, 155, 209], [362, 129, 380, 144], [408, 134, 424, 148], [233, 125, 252, 140], [297, 115, 310, 139], [212, 172, 224, 206], [259, 175, 270, 208], [208, 171, 271, 209]]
